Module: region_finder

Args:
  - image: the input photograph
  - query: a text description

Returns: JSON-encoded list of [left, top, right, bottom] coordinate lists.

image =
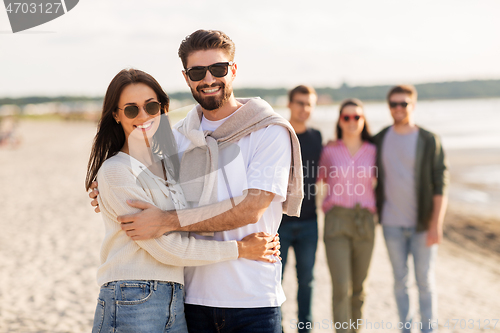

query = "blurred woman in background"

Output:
[[318, 98, 377, 333]]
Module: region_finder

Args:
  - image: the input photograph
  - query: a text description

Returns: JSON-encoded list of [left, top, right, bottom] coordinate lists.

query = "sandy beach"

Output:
[[0, 120, 499, 333]]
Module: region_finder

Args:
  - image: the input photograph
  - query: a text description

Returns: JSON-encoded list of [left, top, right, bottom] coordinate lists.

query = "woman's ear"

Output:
[[113, 112, 120, 124]]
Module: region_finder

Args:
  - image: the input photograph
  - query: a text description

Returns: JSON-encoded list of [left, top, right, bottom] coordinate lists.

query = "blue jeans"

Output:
[[184, 304, 281, 333], [278, 219, 318, 333], [383, 226, 438, 333], [92, 280, 188, 333]]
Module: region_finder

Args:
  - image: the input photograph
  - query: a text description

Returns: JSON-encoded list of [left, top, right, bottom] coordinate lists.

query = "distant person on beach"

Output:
[[373, 85, 449, 333], [279, 85, 322, 333], [85, 68, 280, 332], [0, 115, 21, 148], [89, 30, 304, 333], [318, 99, 377, 333]]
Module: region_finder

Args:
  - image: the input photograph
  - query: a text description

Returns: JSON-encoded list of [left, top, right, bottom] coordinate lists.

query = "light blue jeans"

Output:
[[382, 226, 437, 333], [92, 280, 188, 333]]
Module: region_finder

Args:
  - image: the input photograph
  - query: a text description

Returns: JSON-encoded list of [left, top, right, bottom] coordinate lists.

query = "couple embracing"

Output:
[[86, 30, 303, 333]]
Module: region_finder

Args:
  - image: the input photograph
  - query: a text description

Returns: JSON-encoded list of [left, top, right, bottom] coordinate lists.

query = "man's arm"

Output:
[[431, 134, 449, 196], [118, 188, 275, 240], [120, 124, 292, 240], [426, 194, 448, 246], [427, 134, 449, 246]]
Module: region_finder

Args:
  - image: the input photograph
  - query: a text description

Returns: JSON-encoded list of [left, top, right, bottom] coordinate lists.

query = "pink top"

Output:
[[318, 140, 377, 214]]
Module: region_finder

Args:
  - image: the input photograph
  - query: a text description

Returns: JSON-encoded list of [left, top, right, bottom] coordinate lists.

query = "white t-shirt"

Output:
[[173, 108, 292, 308]]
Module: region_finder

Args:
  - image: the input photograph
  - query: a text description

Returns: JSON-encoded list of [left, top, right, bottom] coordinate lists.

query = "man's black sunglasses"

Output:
[[184, 62, 233, 81], [389, 101, 409, 108]]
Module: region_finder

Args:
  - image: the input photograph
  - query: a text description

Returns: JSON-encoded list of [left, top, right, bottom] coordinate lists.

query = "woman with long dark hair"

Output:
[[85, 69, 279, 333], [318, 98, 377, 333]]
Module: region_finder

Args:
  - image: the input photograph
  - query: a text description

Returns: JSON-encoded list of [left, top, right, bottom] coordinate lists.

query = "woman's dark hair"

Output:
[[335, 98, 373, 143], [85, 68, 179, 190]]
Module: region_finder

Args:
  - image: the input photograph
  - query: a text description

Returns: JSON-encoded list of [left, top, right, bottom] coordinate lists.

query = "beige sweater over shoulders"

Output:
[[95, 152, 239, 287]]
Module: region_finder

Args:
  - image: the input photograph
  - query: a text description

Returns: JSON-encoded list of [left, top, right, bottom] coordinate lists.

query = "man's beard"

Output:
[[191, 82, 232, 111]]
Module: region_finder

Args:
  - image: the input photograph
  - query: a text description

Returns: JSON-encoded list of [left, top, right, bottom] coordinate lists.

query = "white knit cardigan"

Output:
[[95, 152, 239, 287]]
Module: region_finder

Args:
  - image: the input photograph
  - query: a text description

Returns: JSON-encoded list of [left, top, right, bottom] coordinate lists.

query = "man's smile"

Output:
[[201, 87, 221, 95]]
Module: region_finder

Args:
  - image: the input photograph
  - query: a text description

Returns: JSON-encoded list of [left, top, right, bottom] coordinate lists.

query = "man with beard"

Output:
[[90, 30, 304, 333]]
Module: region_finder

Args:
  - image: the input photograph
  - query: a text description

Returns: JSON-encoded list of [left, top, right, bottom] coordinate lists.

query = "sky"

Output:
[[1, 0, 500, 97]]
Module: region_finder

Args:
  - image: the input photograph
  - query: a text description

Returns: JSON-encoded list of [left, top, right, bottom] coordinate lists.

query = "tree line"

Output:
[[2, 79, 500, 107]]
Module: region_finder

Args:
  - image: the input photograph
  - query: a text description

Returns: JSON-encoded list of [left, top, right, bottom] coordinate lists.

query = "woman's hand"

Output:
[[88, 181, 100, 213], [237, 232, 280, 263]]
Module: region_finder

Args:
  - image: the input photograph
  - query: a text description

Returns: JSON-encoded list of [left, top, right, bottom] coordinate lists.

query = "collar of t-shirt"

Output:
[[200, 106, 242, 132], [388, 125, 419, 137]]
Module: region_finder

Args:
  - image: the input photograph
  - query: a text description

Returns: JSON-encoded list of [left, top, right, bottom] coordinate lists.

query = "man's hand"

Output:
[[89, 181, 100, 213], [426, 224, 442, 246], [427, 195, 447, 246], [177, 189, 275, 233], [118, 200, 180, 240]]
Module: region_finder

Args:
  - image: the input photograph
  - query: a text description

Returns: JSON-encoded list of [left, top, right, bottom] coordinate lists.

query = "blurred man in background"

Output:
[[373, 85, 448, 333], [279, 85, 322, 333]]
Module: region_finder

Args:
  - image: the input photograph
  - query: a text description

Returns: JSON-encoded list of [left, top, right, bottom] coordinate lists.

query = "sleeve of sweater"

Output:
[[96, 158, 239, 266], [431, 134, 449, 196]]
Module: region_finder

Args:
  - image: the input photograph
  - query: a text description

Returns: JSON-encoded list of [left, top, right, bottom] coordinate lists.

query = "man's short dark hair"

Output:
[[387, 85, 418, 102], [288, 85, 317, 103], [178, 30, 235, 69]]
